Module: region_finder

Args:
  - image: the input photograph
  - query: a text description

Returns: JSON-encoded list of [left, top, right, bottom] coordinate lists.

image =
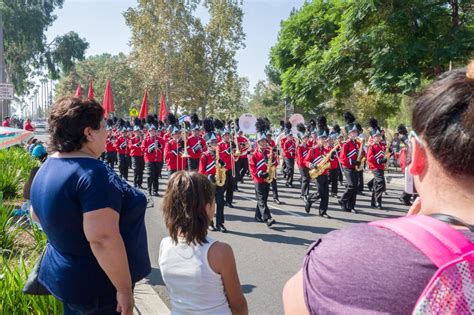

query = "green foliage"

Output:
[[55, 53, 144, 118], [0, 147, 40, 200], [270, 0, 474, 115], [0, 200, 20, 257], [124, 0, 246, 117], [248, 80, 285, 126], [1, 0, 88, 95]]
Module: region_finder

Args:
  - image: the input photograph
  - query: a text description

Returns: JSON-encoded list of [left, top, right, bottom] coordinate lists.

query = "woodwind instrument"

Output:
[[308, 142, 340, 180], [215, 145, 226, 187]]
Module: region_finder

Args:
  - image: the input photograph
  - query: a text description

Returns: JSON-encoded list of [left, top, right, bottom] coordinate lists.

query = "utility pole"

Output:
[[0, 10, 6, 119]]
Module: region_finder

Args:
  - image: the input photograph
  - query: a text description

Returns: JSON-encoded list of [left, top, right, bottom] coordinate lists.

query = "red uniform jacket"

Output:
[[328, 145, 340, 170], [141, 136, 165, 163], [367, 143, 386, 170], [237, 136, 250, 159], [198, 151, 217, 176], [24, 122, 34, 131], [105, 137, 116, 152], [305, 146, 331, 176], [296, 144, 310, 169], [129, 137, 144, 157], [283, 138, 297, 159], [187, 135, 207, 160], [249, 147, 278, 184], [115, 136, 129, 155], [164, 140, 187, 171], [339, 139, 360, 169], [218, 141, 234, 171]]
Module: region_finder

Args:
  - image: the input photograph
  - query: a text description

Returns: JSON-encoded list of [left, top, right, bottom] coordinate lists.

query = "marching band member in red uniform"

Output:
[[105, 128, 118, 169], [327, 134, 340, 197], [187, 123, 207, 171], [115, 128, 131, 180], [367, 129, 387, 209], [282, 131, 297, 187], [199, 132, 227, 232], [141, 125, 165, 196], [164, 126, 187, 175], [266, 132, 281, 204], [305, 130, 332, 216], [249, 121, 277, 227], [338, 123, 361, 213], [235, 129, 250, 187], [218, 129, 238, 208], [296, 128, 310, 201], [129, 127, 145, 188]]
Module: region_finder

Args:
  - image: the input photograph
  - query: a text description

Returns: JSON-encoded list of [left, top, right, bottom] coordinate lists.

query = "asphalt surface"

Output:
[[35, 130, 410, 314]]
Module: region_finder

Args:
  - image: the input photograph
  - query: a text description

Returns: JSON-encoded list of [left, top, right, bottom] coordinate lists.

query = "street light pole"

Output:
[[0, 11, 6, 119]]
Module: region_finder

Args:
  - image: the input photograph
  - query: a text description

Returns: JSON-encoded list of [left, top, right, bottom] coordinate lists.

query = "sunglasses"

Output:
[[409, 130, 424, 148]]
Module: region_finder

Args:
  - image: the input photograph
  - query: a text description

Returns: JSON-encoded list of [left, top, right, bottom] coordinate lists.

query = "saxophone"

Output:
[[265, 150, 276, 184], [214, 146, 226, 187], [308, 143, 340, 180], [355, 138, 366, 171]]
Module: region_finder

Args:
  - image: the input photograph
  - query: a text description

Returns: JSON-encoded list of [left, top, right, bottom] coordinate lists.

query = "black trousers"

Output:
[[367, 178, 374, 191], [284, 158, 295, 185], [132, 156, 145, 187], [340, 168, 358, 210], [188, 158, 199, 171], [236, 158, 249, 183], [118, 154, 129, 180], [146, 162, 162, 193], [357, 170, 364, 193], [106, 151, 117, 169], [329, 168, 339, 195], [371, 169, 386, 205], [255, 182, 272, 221], [299, 167, 310, 197], [271, 177, 279, 200], [308, 175, 329, 213], [224, 170, 234, 204], [215, 186, 225, 225], [338, 166, 343, 184]]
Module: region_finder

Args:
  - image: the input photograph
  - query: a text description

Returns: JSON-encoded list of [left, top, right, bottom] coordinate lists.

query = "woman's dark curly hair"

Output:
[[48, 96, 104, 153], [162, 171, 215, 245]]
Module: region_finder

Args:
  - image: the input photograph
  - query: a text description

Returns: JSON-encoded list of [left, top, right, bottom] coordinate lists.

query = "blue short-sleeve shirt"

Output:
[[30, 157, 151, 304]]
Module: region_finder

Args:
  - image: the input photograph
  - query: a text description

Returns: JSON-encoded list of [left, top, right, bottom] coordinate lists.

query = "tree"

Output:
[[270, 0, 474, 112], [248, 79, 285, 126], [55, 53, 143, 118], [124, 0, 245, 116], [1, 1, 89, 95]]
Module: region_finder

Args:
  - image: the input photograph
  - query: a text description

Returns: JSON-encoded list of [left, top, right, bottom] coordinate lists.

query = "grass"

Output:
[[0, 147, 63, 314]]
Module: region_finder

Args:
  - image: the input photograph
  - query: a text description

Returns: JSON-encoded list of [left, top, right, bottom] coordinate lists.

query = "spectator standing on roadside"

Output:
[[159, 172, 248, 315]]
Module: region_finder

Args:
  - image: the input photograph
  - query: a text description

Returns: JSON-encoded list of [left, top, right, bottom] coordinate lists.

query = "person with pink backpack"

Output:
[[282, 61, 474, 314]]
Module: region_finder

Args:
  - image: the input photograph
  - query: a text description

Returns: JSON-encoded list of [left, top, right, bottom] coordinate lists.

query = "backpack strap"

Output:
[[369, 215, 474, 268]]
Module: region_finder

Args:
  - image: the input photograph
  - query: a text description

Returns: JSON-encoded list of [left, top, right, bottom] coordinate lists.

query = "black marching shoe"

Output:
[[304, 201, 312, 213], [254, 216, 264, 223], [376, 203, 383, 210], [153, 191, 159, 197], [225, 202, 234, 208], [266, 218, 276, 227], [273, 198, 281, 205], [350, 208, 358, 214], [399, 197, 412, 206], [217, 224, 227, 233], [209, 221, 218, 232], [371, 201, 376, 208], [331, 194, 338, 198], [338, 199, 348, 211], [319, 210, 330, 218]]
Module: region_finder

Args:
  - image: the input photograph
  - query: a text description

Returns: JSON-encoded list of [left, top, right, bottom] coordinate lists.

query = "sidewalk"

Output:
[[134, 280, 170, 315]]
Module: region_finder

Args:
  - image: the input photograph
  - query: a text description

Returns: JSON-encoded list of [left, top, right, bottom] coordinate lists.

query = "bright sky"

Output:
[[46, 0, 306, 91]]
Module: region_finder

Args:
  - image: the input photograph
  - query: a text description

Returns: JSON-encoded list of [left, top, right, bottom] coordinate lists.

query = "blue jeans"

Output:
[[63, 298, 119, 315]]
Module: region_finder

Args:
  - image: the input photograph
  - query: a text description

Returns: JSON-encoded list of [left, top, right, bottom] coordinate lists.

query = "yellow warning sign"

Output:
[[130, 108, 139, 117]]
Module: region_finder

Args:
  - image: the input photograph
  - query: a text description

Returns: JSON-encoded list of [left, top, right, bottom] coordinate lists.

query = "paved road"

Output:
[[143, 169, 408, 314], [35, 130, 409, 314]]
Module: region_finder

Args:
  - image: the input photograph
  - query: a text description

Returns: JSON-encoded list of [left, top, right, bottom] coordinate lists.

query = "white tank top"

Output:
[[159, 236, 232, 315]]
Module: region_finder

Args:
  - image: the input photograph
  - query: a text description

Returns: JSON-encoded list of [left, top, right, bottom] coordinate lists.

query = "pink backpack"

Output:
[[370, 215, 474, 314]]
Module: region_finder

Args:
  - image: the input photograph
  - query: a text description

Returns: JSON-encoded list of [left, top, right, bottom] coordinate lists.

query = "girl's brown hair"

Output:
[[412, 60, 474, 176], [162, 171, 215, 245]]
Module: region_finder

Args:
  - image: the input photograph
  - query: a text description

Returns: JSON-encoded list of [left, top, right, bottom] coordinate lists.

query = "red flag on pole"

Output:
[[159, 94, 168, 121], [102, 80, 115, 118], [75, 83, 82, 98], [138, 89, 149, 119], [88, 80, 94, 99]]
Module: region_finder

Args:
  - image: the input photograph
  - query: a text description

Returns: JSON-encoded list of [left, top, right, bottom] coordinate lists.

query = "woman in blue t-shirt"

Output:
[[30, 96, 151, 315]]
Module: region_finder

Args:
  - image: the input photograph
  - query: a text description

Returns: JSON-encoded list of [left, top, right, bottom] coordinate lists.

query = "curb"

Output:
[[134, 280, 170, 315]]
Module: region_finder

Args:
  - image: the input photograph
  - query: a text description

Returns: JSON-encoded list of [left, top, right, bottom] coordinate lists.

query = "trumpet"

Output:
[[181, 125, 190, 159]]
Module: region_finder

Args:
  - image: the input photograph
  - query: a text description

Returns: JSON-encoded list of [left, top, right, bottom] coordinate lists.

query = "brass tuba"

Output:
[[214, 146, 226, 187]]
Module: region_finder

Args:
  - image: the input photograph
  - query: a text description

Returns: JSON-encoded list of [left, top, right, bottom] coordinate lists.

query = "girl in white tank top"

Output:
[[158, 171, 247, 315]]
